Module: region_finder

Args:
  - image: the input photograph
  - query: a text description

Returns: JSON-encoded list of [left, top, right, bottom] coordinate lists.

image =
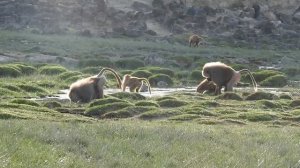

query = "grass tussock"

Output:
[[245, 91, 279, 100], [135, 101, 160, 107], [216, 92, 243, 101], [157, 99, 188, 108], [85, 102, 133, 116], [10, 99, 40, 107], [109, 92, 146, 101]]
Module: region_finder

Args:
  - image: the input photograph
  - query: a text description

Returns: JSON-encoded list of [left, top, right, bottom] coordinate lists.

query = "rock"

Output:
[[125, 21, 147, 37], [127, 11, 145, 20], [257, 20, 276, 34], [275, 12, 294, 24], [132, 1, 152, 12], [145, 29, 157, 36], [293, 12, 300, 23]]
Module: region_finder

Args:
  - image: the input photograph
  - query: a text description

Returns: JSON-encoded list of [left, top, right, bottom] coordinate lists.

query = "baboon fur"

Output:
[[68, 68, 122, 103], [121, 74, 152, 94], [196, 78, 216, 94], [189, 34, 203, 47], [202, 62, 257, 95]]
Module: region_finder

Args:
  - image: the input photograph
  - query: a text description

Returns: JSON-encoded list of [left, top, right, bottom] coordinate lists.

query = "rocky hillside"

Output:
[[0, 0, 299, 48]]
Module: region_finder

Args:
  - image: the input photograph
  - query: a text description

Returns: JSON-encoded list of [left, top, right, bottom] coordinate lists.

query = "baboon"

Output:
[[68, 68, 122, 103], [202, 62, 257, 95], [189, 34, 203, 47], [196, 78, 216, 94], [121, 74, 152, 94]]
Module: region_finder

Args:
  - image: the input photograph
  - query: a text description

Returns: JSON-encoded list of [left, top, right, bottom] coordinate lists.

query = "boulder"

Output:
[[132, 1, 152, 12]]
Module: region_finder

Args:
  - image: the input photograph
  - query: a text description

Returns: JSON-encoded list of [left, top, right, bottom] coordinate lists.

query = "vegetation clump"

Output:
[[258, 100, 282, 109], [145, 67, 175, 77], [17, 84, 48, 94], [245, 91, 279, 100], [250, 70, 283, 83], [131, 70, 153, 78], [88, 97, 127, 107], [189, 70, 202, 80], [102, 106, 156, 118], [135, 101, 160, 107], [216, 92, 243, 101], [0, 65, 22, 77], [58, 71, 83, 80], [85, 102, 133, 116], [156, 96, 177, 101], [279, 94, 293, 100], [148, 74, 174, 87], [169, 114, 200, 121], [43, 101, 62, 109], [10, 99, 40, 107], [260, 75, 288, 87], [39, 65, 67, 75], [158, 99, 188, 108], [238, 112, 278, 122], [290, 100, 300, 108], [109, 92, 146, 101]]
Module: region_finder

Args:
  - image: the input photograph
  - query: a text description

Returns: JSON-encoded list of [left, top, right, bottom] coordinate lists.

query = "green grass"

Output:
[[1, 120, 300, 167]]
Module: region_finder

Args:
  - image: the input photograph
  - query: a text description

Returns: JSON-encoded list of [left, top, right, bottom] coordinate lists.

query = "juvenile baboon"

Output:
[[121, 74, 152, 94], [189, 34, 203, 47], [68, 68, 122, 103], [196, 78, 216, 94], [202, 62, 257, 95]]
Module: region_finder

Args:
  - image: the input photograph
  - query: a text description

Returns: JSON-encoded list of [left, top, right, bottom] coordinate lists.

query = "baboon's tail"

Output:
[[97, 68, 122, 88], [239, 69, 258, 92], [141, 78, 152, 94]]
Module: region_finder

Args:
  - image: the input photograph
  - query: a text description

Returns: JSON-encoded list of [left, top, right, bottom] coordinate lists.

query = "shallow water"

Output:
[[35, 87, 293, 102]]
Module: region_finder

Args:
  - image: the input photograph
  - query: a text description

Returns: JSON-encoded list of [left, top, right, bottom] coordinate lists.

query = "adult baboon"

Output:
[[68, 68, 122, 103], [121, 74, 152, 94], [189, 34, 203, 47], [196, 78, 216, 94], [202, 62, 257, 95]]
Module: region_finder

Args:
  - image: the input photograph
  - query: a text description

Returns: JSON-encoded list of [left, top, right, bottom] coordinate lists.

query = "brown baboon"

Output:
[[202, 62, 257, 95], [121, 74, 152, 94], [196, 78, 216, 94], [68, 68, 122, 103], [189, 34, 203, 47]]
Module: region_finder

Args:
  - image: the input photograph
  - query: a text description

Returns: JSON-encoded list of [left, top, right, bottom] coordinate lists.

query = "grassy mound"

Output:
[[0, 84, 22, 92], [43, 101, 62, 109], [135, 101, 160, 107], [169, 114, 200, 121], [216, 92, 243, 101], [0, 65, 22, 77], [189, 70, 202, 80], [102, 106, 156, 118], [155, 96, 177, 101], [58, 71, 83, 80], [139, 109, 182, 120], [158, 99, 188, 108], [290, 100, 300, 108], [258, 100, 282, 109], [39, 65, 67, 75], [279, 94, 293, 100], [131, 70, 153, 78], [85, 102, 133, 116], [88, 97, 127, 107], [17, 84, 48, 94], [245, 92, 279, 100], [145, 67, 175, 77], [148, 74, 174, 87], [260, 75, 288, 87], [109, 92, 146, 101], [249, 70, 284, 83], [10, 99, 40, 107], [238, 112, 278, 122]]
